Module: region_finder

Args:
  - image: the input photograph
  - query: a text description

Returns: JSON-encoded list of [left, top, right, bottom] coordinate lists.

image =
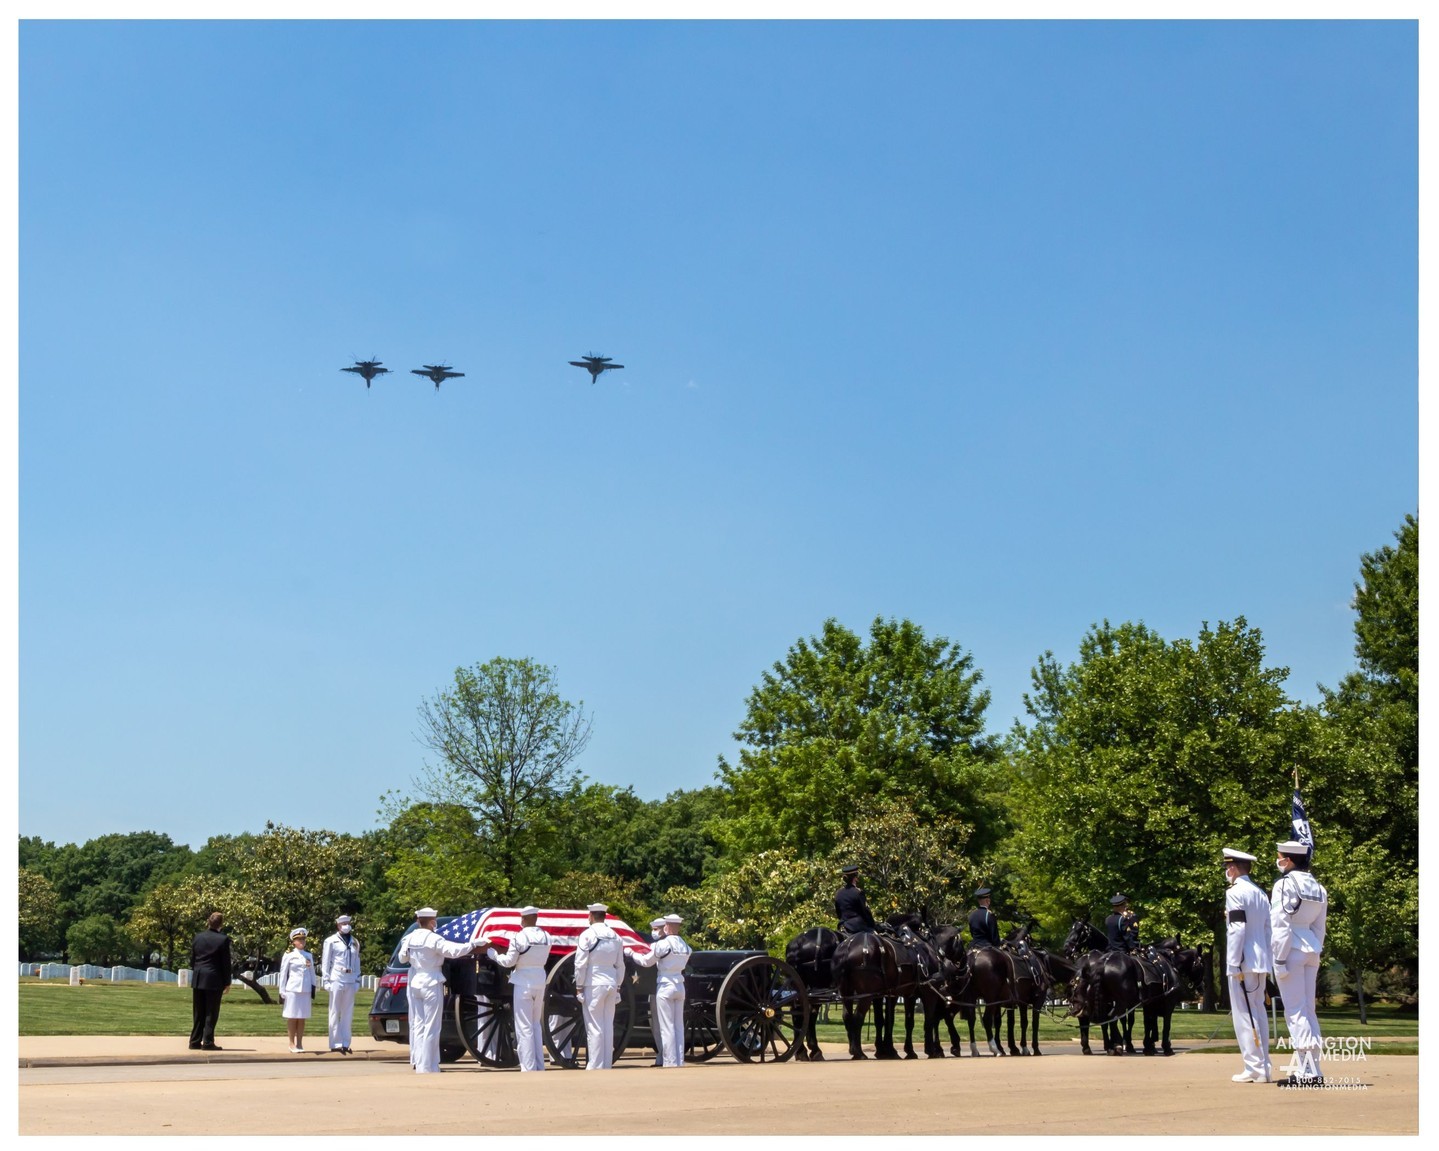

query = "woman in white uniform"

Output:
[[278, 928, 316, 1053]]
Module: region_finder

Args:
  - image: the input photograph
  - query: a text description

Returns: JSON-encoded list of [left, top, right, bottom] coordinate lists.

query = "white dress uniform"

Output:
[[630, 925, 692, 1067], [398, 918, 473, 1073], [574, 914, 625, 1070], [1224, 858, 1273, 1082], [278, 948, 316, 1020], [647, 920, 666, 1066], [1271, 858, 1328, 1078], [487, 923, 554, 1072], [321, 925, 361, 1051]]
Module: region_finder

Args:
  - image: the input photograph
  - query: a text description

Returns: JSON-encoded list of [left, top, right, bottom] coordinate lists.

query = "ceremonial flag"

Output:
[[437, 909, 487, 943], [1292, 778, 1314, 859], [432, 907, 650, 957]]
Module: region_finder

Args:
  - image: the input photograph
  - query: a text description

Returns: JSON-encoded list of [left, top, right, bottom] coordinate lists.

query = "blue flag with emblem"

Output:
[[1291, 783, 1314, 859]]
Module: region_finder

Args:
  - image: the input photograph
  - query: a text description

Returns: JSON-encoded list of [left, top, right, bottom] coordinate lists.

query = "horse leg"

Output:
[[902, 995, 918, 1059], [843, 1001, 868, 1060], [875, 996, 901, 1059], [1030, 1004, 1041, 1055], [1161, 1007, 1175, 1055], [1124, 1009, 1137, 1054], [943, 1006, 963, 1057], [1007, 1007, 1021, 1055], [967, 1007, 980, 1058], [1079, 1017, 1092, 1055], [1142, 1005, 1157, 1055], [987, 1006, 1004, 1056]]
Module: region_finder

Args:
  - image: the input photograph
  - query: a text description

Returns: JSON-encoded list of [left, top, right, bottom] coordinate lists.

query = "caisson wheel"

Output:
[[716, 954, 809, 1063]]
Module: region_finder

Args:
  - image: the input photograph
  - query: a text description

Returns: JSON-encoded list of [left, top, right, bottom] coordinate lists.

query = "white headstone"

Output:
[[178, 968, 191, 988], [69, 967, 81, 986]]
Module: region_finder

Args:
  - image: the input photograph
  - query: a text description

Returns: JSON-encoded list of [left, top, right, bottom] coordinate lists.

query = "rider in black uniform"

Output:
[[968, 887, 1001, 948], [1105, 894, 1140, 951], [835, 864, 877, 935]]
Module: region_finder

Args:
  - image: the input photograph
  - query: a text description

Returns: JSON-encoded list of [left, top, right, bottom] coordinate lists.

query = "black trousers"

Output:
[[190, 987, 223, 1046]]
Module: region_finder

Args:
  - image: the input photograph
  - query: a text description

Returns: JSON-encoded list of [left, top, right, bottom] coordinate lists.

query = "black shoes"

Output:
[[201, 1043, 222, 1051]]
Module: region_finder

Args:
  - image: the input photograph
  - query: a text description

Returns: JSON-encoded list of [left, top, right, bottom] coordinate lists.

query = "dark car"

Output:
[[368, 917, 471, 1062]]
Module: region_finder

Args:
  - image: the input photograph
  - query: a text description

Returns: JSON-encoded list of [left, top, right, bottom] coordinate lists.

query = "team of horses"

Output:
[[782, 915, 1207, 1060]]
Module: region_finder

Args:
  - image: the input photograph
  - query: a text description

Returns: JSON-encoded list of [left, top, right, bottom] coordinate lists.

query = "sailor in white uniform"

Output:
[[647, 917, 667, 1066], [573, 902, 625, 1069], [1223, 846, 1273, 1083], [1271, 840, 1329, 1086], [629, 913, 692, 1068], [321, 915, 361, 1054], [479, 905, 553, 1072], [397, 907, 475, 1073]]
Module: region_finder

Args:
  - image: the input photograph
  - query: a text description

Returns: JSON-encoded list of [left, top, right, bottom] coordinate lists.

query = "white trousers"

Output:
[[650, 995, 663, 1065], [328, 982, 358, 1050], [582, 981, 620, 1069], [1228, 972, 1271, 1080], [511, 973, 546, 1072], [408, 977, 445, 1073], [1275, 954, 1323, 1072], [655, 984, 685, 1068]]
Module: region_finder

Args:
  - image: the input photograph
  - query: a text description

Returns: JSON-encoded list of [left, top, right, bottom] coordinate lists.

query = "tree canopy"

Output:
[[718, 616, 1003, 859]]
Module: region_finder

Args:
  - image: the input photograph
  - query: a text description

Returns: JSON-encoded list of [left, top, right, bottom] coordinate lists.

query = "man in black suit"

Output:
[[189, 911, 232, 1050], [968, 887, 1001, 948]]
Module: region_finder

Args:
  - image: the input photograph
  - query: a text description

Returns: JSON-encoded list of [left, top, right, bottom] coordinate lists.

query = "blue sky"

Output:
[[17, 20, 1418, 850]]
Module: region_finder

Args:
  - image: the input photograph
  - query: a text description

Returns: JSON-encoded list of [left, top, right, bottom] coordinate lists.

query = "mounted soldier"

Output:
[[835, 864, 877, 936]]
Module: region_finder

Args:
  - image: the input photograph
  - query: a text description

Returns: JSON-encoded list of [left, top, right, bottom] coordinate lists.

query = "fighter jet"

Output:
[[411, 363, 465, 389], [569, 354, 624, 384], [342, 359, 391, 388]]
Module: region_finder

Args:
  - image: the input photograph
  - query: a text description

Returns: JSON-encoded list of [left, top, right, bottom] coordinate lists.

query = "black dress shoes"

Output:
[[200, 1043, 222, 1051]]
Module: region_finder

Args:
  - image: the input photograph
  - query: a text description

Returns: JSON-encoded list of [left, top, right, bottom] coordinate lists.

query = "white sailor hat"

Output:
[[663, 914, 684, 925], [586, 903, 608, 914], [336, 914, 352, 924], [290, 927, 308, 939], [1221, 847, 1256, 863], [415, 907, 439, 919], [1276, 840, 1310, 855], [650, 917, 666, 930], [518, 905, 540, 917]]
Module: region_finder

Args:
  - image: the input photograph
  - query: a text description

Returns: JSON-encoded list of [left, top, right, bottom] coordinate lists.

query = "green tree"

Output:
[[40, 831, 195, 947], [127, 873, 268, 974], [18, 868, 62, 959], [825, 798, 981, 927], [661, 849, 834, 952], [718, 617, 1002, 860], [1319, 837, 1417, 1022], [212, 822, 371, 956], [415, 657, 593, 900], [1006, 618, 1310, 1006], [65, 914, 135, 966]]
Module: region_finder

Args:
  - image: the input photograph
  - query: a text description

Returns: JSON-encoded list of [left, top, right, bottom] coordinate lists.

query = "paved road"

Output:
[[18, 1043, 1417, 1135]]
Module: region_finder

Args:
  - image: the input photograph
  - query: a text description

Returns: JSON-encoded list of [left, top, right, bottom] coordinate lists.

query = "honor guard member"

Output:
[[969, 888, 1001, 948], [1223, 847, 1273, 1083], [574, 903, 625, 1070], [479, 906, 553, 1072], [835, 865, 877, 935], [648, 917, 667, 1066], [1271, 840, 1328, 1087], [630, 914, 693, 1067], [320, 915, 362, 1054], [397, 908, 475, 1073], [1105, 894, 1140, 951]]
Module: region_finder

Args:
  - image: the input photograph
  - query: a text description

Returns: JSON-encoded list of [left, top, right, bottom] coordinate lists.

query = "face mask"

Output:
[[340, 925, 351, 934]]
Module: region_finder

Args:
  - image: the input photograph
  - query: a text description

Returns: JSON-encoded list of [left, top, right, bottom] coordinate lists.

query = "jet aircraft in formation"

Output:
[[341, 359, 391, 387], [411, 363, 465, 389], [569, 354, 624, 384], [342, 353, 628, 390]]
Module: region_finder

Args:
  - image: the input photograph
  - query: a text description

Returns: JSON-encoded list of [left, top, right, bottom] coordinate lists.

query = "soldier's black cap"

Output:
[[1110, 893, 1129, 906], [974, 887, 992, 898], [841, 864, 860, 876]]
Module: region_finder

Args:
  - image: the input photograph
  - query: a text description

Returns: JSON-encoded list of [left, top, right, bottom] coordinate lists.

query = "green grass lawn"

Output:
[[18, 978, 368, 1037]]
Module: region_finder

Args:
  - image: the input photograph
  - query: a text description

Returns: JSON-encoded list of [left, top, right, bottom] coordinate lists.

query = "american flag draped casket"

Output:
[[436, 908, 652, 959]]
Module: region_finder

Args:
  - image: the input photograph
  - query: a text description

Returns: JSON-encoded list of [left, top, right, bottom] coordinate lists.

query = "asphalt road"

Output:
[[18, 1045, 1417, 1135]]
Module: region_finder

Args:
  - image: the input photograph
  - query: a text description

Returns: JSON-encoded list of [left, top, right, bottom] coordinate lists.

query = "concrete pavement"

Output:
[[18, 1034, 411, 1068]]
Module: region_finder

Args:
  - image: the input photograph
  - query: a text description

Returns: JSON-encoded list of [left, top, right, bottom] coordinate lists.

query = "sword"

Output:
[[1238, 973, 1270, 1080]]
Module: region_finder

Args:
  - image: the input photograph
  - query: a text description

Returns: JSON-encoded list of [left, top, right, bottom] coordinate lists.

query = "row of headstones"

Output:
[[19, 966, 379, 995], [18, 963, 378, 991]]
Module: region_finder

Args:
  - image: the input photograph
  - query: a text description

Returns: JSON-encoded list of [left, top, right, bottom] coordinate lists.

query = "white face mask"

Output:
[[340, 925, 351, 934]]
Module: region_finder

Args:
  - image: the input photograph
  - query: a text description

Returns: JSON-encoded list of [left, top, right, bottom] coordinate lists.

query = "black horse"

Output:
[[934, 924, 1019, 1056], [1002, 926, 1054, 1056], [1063, 917, 1137, 1055], [833, 930, 904, 1059], [1140, 938, 1207, 1056], [784, 926, 839, 1062]]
